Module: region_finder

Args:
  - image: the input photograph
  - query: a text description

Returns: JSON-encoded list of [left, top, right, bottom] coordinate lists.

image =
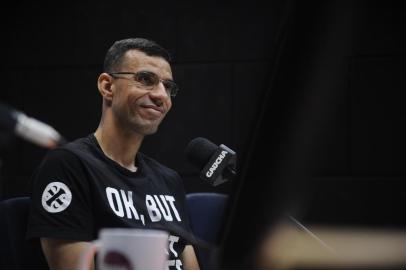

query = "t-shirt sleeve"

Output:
[[27, 148, 94, 241]]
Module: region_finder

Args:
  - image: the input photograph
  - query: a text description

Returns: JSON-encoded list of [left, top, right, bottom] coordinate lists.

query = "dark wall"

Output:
[[0, 2, 285, 198]]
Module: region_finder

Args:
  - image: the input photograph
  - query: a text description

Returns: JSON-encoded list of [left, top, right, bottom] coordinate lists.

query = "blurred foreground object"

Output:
[[257, 222, 406, 270], [0, 102, 66, 149]]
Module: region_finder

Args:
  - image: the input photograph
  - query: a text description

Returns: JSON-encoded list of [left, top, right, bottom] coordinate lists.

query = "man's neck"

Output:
[[94, 122, 143, 172]]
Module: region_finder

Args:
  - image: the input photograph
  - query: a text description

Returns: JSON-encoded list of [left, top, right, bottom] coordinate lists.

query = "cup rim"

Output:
[[99, 228, 169, 238]]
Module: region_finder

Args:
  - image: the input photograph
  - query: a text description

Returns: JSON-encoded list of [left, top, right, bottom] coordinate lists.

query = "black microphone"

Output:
[[0, 102, 66, 149], [185, 137, 237, 186]]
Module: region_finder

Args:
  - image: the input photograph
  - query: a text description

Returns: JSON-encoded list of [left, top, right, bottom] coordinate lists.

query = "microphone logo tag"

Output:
[[206, 150, 228, 178]]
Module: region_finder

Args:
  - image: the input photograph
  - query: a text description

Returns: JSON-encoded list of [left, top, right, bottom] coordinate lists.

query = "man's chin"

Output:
[[131, 123, 159, 136], [127, 115, 163, 135]]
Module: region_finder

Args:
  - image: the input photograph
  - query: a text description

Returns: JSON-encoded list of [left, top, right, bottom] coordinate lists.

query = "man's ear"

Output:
[[97, 73, 114, 104]]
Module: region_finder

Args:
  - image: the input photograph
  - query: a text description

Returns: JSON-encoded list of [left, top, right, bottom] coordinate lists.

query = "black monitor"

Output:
[[213, 1, 406, 269]]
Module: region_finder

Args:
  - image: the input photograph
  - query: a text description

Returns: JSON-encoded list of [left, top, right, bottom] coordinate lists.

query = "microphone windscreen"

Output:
[[185, 137, 218, 169]]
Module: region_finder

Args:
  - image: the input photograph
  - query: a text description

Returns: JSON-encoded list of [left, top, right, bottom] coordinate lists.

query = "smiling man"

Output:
[[27, 38, 200, 270]]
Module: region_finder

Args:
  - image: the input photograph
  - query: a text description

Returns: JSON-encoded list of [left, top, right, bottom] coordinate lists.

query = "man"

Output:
[[27, 38, 200, 270]]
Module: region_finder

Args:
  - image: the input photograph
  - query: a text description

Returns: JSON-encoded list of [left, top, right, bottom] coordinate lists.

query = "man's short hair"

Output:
[[103, 38, 171, 72]]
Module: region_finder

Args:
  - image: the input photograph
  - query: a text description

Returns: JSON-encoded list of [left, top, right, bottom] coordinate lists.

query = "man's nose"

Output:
[[150, 81, 170, 98]]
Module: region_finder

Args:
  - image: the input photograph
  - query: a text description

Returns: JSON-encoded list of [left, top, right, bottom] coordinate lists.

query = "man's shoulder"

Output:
[[61, 135, 93, 153], [42, 135, 96, 165]]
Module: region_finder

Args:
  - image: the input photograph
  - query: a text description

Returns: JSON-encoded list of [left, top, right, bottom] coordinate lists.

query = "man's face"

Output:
[[110, 50, 173, 135]]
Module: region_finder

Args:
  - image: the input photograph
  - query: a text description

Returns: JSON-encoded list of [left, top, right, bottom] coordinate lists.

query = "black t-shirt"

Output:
[[27, 134, 192, 269]]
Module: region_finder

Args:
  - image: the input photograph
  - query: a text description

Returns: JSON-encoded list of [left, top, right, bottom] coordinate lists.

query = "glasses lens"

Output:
[[163, 81, 179, 97], [131, 71, 178, 97], [133, 71, 159, 87]]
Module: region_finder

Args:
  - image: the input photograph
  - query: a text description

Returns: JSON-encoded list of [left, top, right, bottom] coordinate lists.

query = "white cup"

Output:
[[78, 228, 169, 270]]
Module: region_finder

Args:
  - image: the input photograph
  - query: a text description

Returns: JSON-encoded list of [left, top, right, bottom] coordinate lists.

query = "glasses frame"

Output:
[[108, 71, 179, 97]]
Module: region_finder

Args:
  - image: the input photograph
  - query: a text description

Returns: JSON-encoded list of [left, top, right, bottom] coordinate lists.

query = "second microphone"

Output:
[[185, 137, 237, 186]]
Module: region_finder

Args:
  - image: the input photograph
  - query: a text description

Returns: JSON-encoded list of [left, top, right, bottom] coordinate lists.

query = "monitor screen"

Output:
[[212, 2, 406, 270]]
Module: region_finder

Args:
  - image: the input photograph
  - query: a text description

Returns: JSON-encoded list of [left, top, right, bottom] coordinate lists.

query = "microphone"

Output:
[[185, 137, 237, 186], [0, 102, 66, 149]]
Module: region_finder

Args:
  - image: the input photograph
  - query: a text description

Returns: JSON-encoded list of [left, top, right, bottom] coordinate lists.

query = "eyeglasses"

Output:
[[108, 71, 179, 97]]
